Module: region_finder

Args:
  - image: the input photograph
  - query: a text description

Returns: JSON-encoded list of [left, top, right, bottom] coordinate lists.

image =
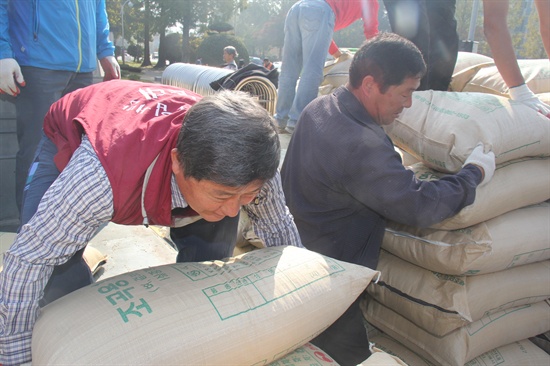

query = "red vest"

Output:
[[43, 80, 202, 226]]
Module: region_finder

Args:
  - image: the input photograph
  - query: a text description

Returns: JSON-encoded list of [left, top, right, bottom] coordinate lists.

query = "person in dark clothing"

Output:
[[263, 58, 275, 70], [383, 0, 458, 91], [280, 33, 495, 365]]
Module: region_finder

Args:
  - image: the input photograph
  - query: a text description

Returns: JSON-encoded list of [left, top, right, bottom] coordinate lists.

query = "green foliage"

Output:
[[164, 33, 184, 63], [127, 73, 142, 81], [196, 34, 249, 67], [455, 0, 544, 59], [524, 3, 546, 58], [209, 22, 235, 33], [127, 43, 144, 60]]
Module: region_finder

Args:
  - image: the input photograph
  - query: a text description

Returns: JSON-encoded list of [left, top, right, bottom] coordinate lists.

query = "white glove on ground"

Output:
[[0, 58, 25, 96], [509, 84, 550, 118], [99, 55, 121, 81], [463, 143, 495, 187]]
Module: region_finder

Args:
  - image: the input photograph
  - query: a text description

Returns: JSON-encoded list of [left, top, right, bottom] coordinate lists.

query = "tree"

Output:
[[455, 0, 543, 59], [164, 33, 184, 64], [141, 0, 152, 67], [242, 0, 294, 58]]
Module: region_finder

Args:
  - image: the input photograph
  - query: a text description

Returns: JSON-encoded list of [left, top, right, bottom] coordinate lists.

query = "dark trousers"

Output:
[[310, 298, 370, 366], [170, 215, 240, 263], [383, 0, 459, 91], [15, 67, 93, 214]]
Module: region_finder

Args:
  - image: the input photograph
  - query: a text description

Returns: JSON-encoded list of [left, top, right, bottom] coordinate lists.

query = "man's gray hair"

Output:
[[176, 90, 280, 186], [224, 46, 238, 57]]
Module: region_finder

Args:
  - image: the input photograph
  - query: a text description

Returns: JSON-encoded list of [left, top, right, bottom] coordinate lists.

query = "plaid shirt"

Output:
[[0, 137, 302, 365]]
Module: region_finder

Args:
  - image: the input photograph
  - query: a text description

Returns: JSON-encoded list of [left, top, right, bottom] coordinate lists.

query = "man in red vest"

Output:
[[0, 80, 302, 366]]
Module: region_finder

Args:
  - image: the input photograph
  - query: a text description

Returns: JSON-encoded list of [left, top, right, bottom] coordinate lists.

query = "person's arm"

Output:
[[361, 0, 379, 40], [483, 0, 549, 116], [329, 40, 340, 57], [0, 0, 11, 59], [0, 0, 25, 96], [243, 170, 303, 248], [342, 137, 485, 229], [0, 138, 113, 365], [95, 0, 119, 81], [535, 0, 550, 58], [483, 0, 524, 88]]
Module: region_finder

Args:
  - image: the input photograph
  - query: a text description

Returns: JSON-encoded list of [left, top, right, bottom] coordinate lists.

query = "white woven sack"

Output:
[[371, 333, 550, 366], [321, 58, 352, 89], [452, 52, 494, 75], [451, 57, 550, 95], [368, 250, 550, 336], [408, 158, 550, 230], [362, 298, 550, 366], [359, 347, 408, 366], [32, 246, 379, 365], [268, 343, 338, 366], [383, 202, 550, 275], [394, 147, 420, 167], [538, 92, 550, 105], [461, 59, 550, 96], [369, 333, 435, 366], [385, 90, 550, 173]]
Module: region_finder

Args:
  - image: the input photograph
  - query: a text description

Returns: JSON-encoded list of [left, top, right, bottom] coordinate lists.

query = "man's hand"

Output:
[[509, 84, 550, 118], [0, 58, 25, 96], [99, 56, 121, 82], [463, 143, 496, 187]]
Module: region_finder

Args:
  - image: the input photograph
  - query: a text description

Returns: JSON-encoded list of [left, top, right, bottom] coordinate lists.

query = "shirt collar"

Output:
[[171, 173, 189, 209]]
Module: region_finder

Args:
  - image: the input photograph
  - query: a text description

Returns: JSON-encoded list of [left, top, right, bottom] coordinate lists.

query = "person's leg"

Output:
[[18, 92, 95, 305], [275, 2, 304, 129], [310, 298, 370, 366], [64, 71, 94, 95], [170, 214, 240, 263], [424, 0, 458, 91], [19, 134, 60, 227], [15, 67, 74, 214], [40, 248, 91, 306], [23, 135, 94, 306], [382, 0, 431, 90], [287, 0, 334, 130]]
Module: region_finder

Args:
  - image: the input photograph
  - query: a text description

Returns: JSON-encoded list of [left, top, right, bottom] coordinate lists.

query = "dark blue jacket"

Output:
[[281, 86, 481, 269]]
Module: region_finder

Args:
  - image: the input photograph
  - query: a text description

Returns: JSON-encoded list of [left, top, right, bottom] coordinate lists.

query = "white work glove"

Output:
[[0, 58, 25, 96], [99, 55, 121, 82], [463, 143, 496, 187], [509, 84, 550, 118]]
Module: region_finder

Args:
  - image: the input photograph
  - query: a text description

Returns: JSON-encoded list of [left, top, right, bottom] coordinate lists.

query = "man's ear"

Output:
[[171, 148, 182, 175], [361, 75, 376, 96]]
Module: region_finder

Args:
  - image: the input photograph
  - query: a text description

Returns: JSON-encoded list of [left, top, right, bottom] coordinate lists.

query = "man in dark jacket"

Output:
[[281, 33, 495, 365]]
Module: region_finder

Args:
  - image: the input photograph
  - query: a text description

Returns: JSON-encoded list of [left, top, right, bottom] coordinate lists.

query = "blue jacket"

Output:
[[0, 0, 115, 72]]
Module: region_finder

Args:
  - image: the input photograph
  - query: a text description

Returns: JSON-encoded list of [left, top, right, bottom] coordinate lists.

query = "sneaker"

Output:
[[284, 126, 295, 134]]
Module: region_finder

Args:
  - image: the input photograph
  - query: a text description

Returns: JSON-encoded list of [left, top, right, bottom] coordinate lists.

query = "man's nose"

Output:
[[404, 95, 413, 108], [220, 198, 241, 218]]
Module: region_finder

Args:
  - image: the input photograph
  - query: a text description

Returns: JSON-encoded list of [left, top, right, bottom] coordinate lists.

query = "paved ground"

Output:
[[139, 67, 164, 83]]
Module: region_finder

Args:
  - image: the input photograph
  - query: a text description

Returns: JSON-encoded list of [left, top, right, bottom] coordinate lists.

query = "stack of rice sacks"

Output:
[[361, 77, 550, 365]]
